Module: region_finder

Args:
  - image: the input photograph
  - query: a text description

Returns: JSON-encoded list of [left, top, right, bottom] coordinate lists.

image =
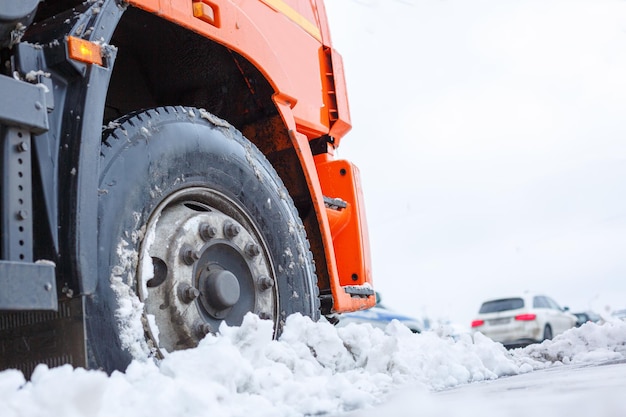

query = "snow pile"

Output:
[[516, 319, 626, 365], [0, 315, 624, 417]]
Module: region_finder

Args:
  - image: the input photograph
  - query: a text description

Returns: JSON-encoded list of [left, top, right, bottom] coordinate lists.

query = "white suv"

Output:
[[471, 293, 577, 348]]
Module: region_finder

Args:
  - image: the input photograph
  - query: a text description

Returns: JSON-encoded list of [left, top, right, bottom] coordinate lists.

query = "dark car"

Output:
[[333, 293, 424, 333], [572, 311, 602, 327]]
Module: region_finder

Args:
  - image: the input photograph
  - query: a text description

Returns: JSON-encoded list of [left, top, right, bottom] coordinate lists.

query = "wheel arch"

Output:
[[104, 6, 334, 305]]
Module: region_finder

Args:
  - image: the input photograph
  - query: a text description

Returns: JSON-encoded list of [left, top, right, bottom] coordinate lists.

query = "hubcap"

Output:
[[137, 187, 277, 355], [203, 269, 240, 309]]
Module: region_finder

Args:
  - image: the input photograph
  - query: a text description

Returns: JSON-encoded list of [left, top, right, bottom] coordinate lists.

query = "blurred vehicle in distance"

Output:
[[471, 292, 577, 348], [611, 309, 626, 321], [334, 293, 424, 333], [572, 311, 602, 327]]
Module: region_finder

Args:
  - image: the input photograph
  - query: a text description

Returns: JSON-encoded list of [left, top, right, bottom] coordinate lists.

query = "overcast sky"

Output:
[[325, 0, 626, 325]]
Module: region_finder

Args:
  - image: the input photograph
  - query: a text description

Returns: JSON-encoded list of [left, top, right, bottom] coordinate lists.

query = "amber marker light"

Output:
[[67, 36, 103, 66]]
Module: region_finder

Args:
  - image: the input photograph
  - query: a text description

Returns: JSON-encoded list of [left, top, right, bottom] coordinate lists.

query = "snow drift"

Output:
[[0, 314, 624, 417]]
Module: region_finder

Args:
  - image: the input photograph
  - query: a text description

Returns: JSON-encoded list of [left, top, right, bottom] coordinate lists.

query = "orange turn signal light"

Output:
[[192, 1, 220, 27], [67, 36, 103, 66]]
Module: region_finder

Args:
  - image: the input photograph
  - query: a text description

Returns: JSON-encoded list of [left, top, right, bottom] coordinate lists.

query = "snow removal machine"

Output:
[[0, 0, 374, 375]]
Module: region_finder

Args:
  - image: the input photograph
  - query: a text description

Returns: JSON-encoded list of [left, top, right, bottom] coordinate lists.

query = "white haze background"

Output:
[[325, 0, 626, 326]]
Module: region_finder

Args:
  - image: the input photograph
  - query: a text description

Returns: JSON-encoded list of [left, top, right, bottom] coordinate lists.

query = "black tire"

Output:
[[86, 106, 319, 372], [543, 324, 553, 341]]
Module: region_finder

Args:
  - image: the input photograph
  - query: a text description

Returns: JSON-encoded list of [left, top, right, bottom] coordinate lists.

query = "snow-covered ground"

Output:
[[1, 315, 624, 417]]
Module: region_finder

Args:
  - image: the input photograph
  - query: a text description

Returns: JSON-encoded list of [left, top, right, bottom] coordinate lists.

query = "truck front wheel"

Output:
[[88, 106, 319, 372]]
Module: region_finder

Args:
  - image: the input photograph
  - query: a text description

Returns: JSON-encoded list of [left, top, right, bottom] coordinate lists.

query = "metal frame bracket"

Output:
[[0, 260, 57, 310]]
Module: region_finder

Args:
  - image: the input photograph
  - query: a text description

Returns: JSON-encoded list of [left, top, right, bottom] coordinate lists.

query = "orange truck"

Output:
[[0, 0, 374, 374]]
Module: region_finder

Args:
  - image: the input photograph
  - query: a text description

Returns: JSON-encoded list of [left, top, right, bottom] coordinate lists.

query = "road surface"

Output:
[[346, 360, 626, 416]]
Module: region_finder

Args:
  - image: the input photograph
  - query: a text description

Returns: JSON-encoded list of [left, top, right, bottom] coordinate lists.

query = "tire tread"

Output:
[[100, 106, 320, 318]]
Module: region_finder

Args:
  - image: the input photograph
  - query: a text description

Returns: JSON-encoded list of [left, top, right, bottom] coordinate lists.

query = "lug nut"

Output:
[[197, 322, 212, 337], [180, 244, 199, 265], [224, 222, 240, 238], [245, 243, 260, 258], [258, 276, 274, 291], [199, 223, 217, 241], [178, 283, 200, 303]]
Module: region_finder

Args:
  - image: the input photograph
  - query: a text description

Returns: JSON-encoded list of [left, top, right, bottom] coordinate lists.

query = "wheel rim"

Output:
[[137, 186, 277, 355]]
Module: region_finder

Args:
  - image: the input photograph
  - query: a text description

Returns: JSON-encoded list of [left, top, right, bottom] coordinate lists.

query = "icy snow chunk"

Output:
[[199, 108, 231, 128], [24, 70, 51, 82], [109, 237, 152, 361]]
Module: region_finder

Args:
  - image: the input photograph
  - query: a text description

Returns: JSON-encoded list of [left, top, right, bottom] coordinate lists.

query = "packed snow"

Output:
[[0, 315, 624, 417]]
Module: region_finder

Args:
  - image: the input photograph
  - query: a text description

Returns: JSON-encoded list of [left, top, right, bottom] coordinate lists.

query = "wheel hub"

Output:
[[202, 269, 240, 309], [137, 187, 277, 355]]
